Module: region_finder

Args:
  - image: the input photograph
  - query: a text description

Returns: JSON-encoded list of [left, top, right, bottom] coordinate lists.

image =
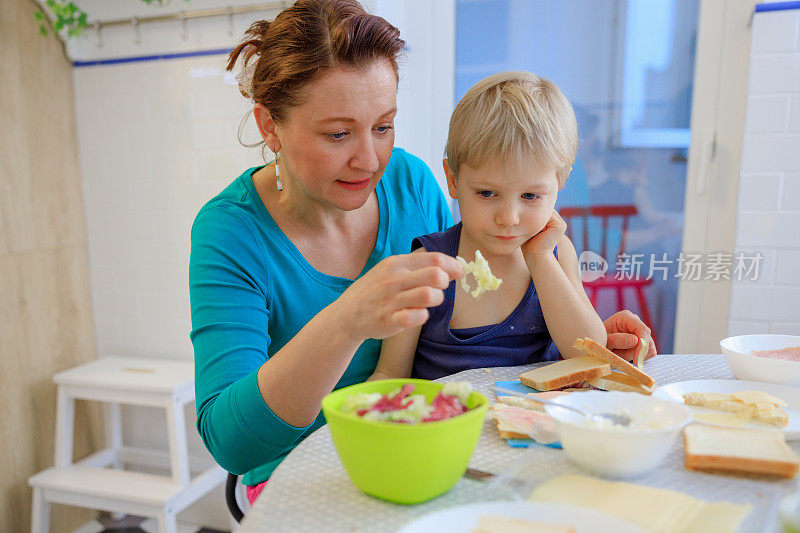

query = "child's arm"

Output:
[[522, 211, 607, 358], [368, 326, 422, 380]]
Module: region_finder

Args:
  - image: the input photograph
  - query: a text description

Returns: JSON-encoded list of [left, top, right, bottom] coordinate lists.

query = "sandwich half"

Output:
[[519, 355, 611, 391], [684, 424, 799, 478], [573, 337, 655, 388], [587, 372, 653, 395]]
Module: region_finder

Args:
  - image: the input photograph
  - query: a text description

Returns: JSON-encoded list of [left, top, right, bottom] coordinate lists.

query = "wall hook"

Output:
[[131, 17, 141, 45], [179, 11, 188, 41], [94, 21, 103, 49]]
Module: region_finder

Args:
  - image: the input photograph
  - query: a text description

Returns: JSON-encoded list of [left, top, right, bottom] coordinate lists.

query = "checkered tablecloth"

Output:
[[239, 354, 800, 532]]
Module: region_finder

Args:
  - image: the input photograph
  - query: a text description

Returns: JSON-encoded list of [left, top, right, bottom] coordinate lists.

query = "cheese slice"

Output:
[[529, 474, 751, 533], [683, 391, 788, 427], [732, 390, 787, 406]]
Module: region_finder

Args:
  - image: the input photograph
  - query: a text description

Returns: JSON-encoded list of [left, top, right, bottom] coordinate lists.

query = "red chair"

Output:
[[559, 205, 657, 348]]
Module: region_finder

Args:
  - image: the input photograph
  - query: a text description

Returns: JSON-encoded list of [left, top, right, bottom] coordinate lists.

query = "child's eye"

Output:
[[478, 190, 496, 198], [329, 131, 348, 140], [522, 193, 542, 200]]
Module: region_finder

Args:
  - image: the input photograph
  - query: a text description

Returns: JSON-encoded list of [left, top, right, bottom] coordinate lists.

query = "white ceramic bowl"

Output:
[[721, 335, 800, 387], [545, 391, 690, 478]]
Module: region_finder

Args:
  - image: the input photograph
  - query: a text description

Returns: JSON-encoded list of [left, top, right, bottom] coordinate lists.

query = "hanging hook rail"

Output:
[[88, 3, 282, 32]]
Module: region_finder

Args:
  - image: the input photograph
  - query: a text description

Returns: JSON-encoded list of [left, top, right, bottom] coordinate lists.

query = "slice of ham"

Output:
[[492, 403, 559, 444], [751, 346, 800, 362]]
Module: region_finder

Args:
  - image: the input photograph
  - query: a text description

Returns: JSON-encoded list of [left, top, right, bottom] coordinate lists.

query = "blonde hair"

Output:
[[445, 71, 577, 187]]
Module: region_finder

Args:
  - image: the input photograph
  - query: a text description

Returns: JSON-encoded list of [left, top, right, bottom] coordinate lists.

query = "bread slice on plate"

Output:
[[573, 337, 655, 388], [683, 391, 788, 427], [519, 355, 611, 391], [684, 424, 799, 478], [588, 372, 653, 395]]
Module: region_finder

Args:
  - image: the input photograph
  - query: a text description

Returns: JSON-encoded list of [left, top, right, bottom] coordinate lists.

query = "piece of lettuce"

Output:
[[340, 392, 382, 416], [442, 381, 473, 407]]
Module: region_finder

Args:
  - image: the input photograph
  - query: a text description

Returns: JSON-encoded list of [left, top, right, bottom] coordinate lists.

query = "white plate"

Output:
[[653, 379, 800, 439], [397, 501, 643, 533]]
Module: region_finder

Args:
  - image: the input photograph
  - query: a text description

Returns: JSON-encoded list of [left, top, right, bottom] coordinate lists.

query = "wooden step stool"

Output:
[[28, 356, 226, 533]]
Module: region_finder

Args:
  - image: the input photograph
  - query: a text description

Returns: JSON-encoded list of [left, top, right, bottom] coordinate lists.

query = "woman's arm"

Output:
[[191, 209, 460, 474], [258, 252, 457, 424], [522, 212, 606, 359]]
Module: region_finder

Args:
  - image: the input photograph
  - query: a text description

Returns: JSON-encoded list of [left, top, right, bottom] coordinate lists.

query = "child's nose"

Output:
[[495, 205, 519, 227]]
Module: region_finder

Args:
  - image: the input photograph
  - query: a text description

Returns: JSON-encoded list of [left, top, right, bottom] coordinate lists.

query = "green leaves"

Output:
[[34, 1, 88, 37], [35, 0, 190, 39]]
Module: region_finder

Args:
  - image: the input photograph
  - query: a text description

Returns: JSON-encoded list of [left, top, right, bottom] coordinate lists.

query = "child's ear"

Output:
[[443, 159, 458, 199]]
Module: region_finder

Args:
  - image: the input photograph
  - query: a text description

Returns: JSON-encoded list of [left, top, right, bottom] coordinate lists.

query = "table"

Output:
[[240, 355, 800, 532]]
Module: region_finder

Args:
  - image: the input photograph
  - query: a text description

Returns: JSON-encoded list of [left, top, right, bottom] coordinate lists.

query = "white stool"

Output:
[[28, 356, 226, 533]]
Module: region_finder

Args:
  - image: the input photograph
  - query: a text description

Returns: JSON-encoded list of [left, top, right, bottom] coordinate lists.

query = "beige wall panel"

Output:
[[1, 1, 99, 531]]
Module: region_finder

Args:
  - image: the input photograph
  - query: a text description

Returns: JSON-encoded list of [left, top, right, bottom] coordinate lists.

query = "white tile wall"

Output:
[[751, 9, 800, 53], [737, 172, 782, 210], [72, 47, 259, 533], [744, 95, 791, 133], [784, 172, 800, 209], [728, 8, 800, 338]]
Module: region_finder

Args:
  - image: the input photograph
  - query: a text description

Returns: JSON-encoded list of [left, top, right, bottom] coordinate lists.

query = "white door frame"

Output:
[[372, 0, 457, 196], [674, 0, 758, 354]]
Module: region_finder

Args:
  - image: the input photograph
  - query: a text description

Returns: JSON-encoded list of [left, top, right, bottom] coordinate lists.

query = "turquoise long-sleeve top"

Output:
[[189, 148, 453, 486]]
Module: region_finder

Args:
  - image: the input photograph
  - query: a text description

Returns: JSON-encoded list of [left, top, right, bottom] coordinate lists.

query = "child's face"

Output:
[[445, 156, 559, 256]]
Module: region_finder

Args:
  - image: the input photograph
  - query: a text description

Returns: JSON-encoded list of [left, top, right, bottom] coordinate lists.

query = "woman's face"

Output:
[[271, 60, 398, 212]]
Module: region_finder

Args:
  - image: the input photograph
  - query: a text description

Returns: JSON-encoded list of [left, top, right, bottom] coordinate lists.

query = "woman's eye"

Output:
[[522, 193, 542, 200], [376, 125, 394, 134], [329, 131, 348, 140], [478, 190, 496, 198]]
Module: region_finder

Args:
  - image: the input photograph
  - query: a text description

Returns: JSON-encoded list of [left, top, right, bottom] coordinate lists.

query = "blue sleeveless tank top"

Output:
[[412, 223, 560, 380]]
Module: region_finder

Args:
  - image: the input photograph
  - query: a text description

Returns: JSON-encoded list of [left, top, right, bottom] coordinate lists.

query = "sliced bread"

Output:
[[497, 391, 571, 412], [587, 372, 653, 395], [684, 424, 799, 478], [519, 355, 611, 391], [573, 337, 655, 388], [683, 392, 788, 427], [633, 337, 648, 370]]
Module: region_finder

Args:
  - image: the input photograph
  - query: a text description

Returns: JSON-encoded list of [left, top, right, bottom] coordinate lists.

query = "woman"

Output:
[[189, 0, 656, 502]]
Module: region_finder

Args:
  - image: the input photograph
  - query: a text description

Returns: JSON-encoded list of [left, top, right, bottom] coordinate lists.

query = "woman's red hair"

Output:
[[226, 0, 404, 124]]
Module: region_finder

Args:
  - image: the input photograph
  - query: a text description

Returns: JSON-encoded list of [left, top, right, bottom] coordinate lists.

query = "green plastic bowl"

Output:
[[321, 379, 488, 504]]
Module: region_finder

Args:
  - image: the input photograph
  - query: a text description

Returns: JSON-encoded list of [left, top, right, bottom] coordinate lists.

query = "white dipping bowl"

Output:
[[545, 391, 690, 478], [721, 334, 800, 387]]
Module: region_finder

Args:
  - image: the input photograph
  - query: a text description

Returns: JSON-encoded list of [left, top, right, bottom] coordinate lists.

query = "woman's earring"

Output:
[[275, 150, 283, 191]]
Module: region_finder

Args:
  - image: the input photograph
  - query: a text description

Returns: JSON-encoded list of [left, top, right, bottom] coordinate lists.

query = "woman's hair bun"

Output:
[[225, 0, 404, 124]]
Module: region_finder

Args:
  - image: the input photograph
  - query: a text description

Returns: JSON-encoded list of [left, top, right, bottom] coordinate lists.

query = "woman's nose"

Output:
[[350, 137, 379, 174]]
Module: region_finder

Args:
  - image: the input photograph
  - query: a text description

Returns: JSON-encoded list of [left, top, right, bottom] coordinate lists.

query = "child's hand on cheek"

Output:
[[521, 209, 567, 260]]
